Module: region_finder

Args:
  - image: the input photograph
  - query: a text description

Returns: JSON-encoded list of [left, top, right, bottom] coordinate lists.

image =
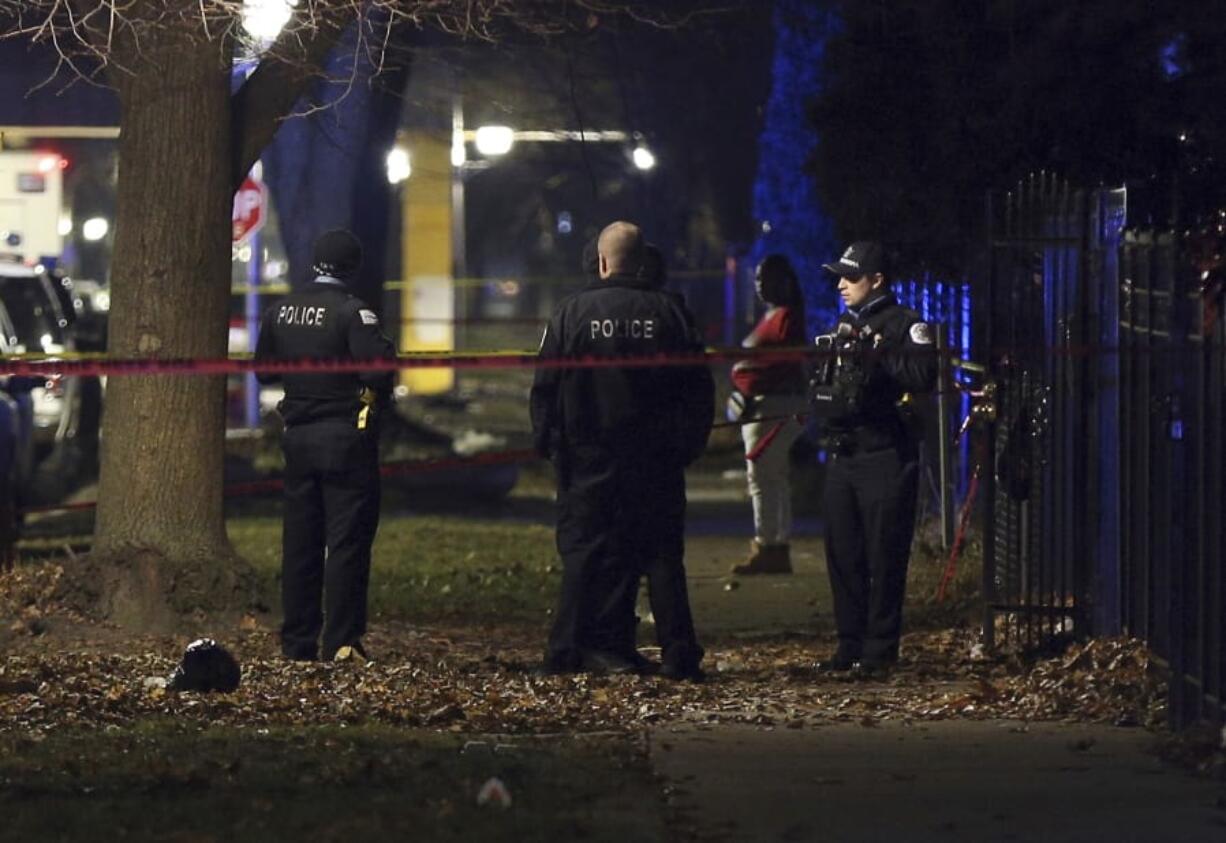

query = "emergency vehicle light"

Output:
[[37, 155, 66, 173]]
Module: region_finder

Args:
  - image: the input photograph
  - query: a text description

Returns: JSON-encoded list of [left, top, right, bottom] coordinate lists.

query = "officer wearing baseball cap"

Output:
[[255, 228, 396, 662], [811, 240, 937, 676]]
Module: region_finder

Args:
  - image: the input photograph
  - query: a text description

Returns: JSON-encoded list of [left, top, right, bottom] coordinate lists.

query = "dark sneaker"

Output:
[[853, 659, 896, 679], [580, 649, 641, 675], [628, 650, 660, 675], [814, 655, 858, 674], [659, 659, 705, 682], [284, 652, 318, 663]]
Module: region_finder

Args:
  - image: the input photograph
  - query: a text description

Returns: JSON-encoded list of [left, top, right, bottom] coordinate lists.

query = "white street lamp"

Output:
[[474, 126, 515, 157], [82, 217, 109, 242], [242, 0, 297, 44], [386, 147, 412, 184], [632, 145, 656, 171]]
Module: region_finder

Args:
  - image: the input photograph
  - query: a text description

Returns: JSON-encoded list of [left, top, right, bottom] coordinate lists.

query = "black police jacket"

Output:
[[819, 293, 938, 449], [530, 274, 715, 467], [254, 276, 397, 426]]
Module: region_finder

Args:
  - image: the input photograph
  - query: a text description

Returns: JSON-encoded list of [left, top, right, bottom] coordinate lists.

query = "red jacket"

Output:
[[731, 305, 806, 396]]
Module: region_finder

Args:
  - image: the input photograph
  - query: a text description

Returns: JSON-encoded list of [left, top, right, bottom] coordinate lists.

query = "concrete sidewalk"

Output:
[[652, 489, 1226, 842], [651, 720, 1226, 842]]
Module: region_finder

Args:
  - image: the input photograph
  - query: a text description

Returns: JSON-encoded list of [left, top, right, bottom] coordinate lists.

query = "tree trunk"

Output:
[[87, 21, 255, 628]]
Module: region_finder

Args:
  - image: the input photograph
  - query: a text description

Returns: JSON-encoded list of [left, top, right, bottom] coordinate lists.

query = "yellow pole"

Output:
[[400, 130, 455, 394]]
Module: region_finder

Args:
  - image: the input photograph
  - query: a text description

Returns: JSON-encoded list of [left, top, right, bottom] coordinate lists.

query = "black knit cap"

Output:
[[312, 228, 363, 279]]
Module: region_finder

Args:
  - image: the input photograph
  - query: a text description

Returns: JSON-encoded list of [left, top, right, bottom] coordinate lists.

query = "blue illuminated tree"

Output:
[[751, 0, 839, 331], [260, 19, 410, 313]]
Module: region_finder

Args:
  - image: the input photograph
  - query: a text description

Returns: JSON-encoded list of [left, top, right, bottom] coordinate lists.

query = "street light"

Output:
[[386, 146, 411, 184], [632, 145, 657, 171], [242, 0, 297, 44], [82, 217, 109, 242], [474, 125, 515, 157]]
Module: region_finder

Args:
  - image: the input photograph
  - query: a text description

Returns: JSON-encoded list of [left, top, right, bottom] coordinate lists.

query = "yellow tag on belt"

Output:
[[357, 388, 376, 430]]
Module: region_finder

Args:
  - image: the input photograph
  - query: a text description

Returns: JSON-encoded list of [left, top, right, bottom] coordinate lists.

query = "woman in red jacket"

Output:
[[730, 254, 808, 575]]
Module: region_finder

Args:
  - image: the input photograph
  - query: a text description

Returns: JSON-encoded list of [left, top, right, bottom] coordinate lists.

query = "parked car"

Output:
[[0, 257, 101, 502], [66, 277, 109, 352]]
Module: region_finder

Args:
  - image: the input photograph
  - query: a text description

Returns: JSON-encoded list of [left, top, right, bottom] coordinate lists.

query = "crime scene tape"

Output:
[[226, 315, 547, 326], [229, 271, 731, 296], [0, 341, 1153, 380], [0, 346, 828, 378]]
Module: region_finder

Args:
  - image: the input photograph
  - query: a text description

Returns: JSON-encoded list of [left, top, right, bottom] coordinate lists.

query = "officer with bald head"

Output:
[[531, 221, 714, 679]]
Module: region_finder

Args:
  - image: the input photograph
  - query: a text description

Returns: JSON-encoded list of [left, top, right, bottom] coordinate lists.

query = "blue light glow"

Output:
[[1160, 34, 1186, 80], [750, 1, 839, 337]]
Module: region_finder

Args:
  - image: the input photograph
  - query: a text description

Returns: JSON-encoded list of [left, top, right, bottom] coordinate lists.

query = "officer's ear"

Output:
[[598, 254, 610, 279], [870, 273, 887, 291]]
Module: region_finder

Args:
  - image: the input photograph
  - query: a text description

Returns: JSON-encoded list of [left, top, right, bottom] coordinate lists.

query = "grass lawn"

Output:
[[0, 723, 664, 842], [228, 514, 563, 626]]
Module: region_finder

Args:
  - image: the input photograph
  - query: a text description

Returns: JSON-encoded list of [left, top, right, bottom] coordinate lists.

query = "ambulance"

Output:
[[0, 150, 67, 265]]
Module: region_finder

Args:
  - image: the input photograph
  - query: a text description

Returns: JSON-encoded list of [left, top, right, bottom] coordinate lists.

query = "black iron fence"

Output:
[[1118, 231, 1225, 728], [980, 173, 1225, 728], [981, 174, 1105, 653]]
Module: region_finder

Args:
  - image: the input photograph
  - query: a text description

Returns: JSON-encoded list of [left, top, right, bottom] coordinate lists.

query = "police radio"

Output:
[[809, 323, 868, 419]]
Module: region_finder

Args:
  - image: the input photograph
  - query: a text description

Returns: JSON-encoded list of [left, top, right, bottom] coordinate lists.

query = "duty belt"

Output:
[[823, 424, 901, 457]]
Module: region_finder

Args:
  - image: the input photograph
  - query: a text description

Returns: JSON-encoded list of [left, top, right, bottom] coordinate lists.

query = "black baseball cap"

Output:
[[823, 241, 886, 278]]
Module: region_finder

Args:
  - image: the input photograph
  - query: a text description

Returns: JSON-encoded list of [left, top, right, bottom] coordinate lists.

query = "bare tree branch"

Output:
[[230, 3, 353, 188], [1, 0, 740, 186]]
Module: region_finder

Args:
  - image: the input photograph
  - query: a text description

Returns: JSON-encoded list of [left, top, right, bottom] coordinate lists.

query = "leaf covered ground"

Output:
[[0, 509, 1195, 841], [0, 577, 1166, 739]]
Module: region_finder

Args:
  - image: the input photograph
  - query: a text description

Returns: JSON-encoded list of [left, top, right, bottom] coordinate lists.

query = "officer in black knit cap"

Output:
[[255, 229, 396, 662]]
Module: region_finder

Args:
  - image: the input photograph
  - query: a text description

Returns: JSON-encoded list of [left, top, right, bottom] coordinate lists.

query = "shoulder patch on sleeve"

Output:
[[909, 322, 934, 345], [358, 309, 379, 326]]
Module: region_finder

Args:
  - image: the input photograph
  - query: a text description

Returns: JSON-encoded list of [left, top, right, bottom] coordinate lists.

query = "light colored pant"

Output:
[[741, 394, 806, 545]]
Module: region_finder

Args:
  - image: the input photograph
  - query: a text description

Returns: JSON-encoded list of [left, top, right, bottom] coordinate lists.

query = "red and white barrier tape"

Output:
[[0, 346, 825, 379]]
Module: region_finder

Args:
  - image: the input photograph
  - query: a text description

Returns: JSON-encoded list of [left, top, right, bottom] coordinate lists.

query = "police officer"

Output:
[[255, 229, 396, 662], [811, 241, 937, 676], [531, 221, 714, 678]]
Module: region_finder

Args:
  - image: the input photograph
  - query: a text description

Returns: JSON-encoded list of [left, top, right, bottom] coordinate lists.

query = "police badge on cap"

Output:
[[823, 241, 887, 277]]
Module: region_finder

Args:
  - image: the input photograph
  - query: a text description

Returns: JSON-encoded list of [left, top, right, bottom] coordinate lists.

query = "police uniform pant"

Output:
[[280, 420, 381, 661], [822, 445, 919, 664], [548, 445, 701, 670]]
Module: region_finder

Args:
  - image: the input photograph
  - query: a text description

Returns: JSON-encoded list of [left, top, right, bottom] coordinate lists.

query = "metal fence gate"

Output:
[[981, 174, 1110, 652], [981, 172, 1226, 728]]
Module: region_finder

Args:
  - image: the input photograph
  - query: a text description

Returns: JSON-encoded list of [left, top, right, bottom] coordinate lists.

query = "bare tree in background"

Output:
[[0, 0, 726, 628]]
